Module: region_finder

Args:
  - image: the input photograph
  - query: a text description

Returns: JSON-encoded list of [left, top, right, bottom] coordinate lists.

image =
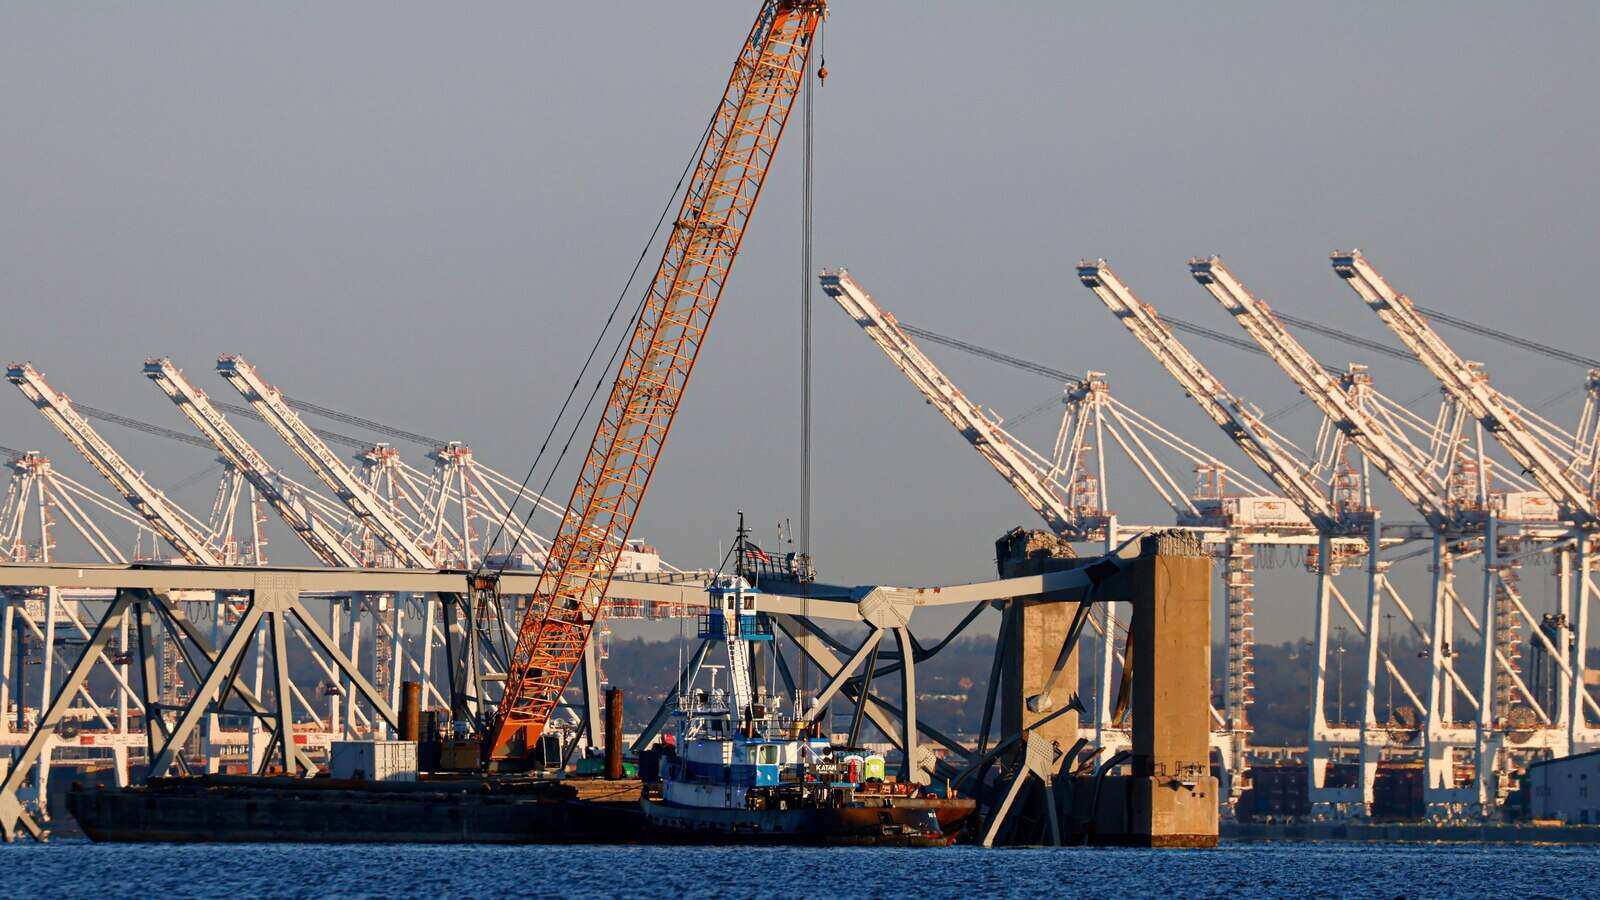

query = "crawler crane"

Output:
[[486, 0, 826, 762]]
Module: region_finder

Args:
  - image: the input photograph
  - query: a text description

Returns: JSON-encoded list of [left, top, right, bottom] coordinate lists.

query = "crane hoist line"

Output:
[[485, 0, 826, 760]]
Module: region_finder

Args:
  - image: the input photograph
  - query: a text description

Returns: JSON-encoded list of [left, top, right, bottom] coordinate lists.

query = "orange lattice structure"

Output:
[[488, 0, 825, 759]]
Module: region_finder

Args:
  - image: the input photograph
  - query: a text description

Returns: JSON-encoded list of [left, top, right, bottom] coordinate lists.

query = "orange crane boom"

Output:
[[488, 0, 825, 759]]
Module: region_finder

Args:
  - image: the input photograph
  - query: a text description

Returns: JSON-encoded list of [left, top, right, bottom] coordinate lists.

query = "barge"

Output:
[[66, 774, 642, 844]]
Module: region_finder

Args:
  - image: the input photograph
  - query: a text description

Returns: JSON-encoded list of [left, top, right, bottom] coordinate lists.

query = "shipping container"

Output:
[[330, 740, 418, 782]]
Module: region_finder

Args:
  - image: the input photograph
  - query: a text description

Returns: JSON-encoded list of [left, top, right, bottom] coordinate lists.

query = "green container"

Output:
[[574, 757, 637, 778]]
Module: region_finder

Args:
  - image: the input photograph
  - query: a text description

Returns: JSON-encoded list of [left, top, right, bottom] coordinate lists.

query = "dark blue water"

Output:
[[7, 840, 1595, 898]]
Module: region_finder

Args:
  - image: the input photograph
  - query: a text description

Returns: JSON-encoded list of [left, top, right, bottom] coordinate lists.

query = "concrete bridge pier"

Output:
[[993, 530, 1219, 848]]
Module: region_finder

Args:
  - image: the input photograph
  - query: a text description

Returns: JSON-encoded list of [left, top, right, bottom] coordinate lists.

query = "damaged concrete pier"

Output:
[[989, 530, 1218, 847]]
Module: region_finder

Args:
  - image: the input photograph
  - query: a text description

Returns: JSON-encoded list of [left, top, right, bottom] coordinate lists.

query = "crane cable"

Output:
[[1417, 304, 1600, 370], [471, 85, 724, 586], [797, 19, 822, 706], [799, 19, 815, 561]]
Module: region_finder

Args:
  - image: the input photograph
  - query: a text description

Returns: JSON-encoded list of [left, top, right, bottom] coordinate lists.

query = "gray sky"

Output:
[[3, 2, 1597, 642]]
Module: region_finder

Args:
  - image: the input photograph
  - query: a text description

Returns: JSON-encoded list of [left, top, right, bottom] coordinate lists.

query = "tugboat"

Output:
[[640, 515, 973, 845]]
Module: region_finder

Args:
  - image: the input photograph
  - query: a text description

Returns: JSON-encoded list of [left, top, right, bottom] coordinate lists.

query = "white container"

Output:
[[863, 754, 886, 782], [330, 740, 418, 782]]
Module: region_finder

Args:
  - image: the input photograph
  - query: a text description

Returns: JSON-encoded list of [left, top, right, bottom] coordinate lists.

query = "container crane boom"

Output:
[[1331, 250, 1597, 524], [6, 362, 223, 565], [215, 355, 436, 567], [488, 0, 825, 757], [1076, 262, 1342, 530], [144, 358, 363, 568], [1189, 257, 1455, 529], [820, 269, 1083, 536]]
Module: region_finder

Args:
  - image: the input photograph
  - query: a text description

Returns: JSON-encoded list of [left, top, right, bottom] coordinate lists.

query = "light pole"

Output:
[[1335, 625, 1348, 727], [1383, 611, 1395, 724]]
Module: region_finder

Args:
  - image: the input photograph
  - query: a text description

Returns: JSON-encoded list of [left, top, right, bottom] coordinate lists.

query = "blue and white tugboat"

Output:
[[641, 516, 972, 845]]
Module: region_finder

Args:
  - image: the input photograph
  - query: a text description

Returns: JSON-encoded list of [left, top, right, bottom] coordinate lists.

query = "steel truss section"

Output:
[[0, 532, 1149, 841], [0, 584, 373, 842], [0, 582, 491, 835]]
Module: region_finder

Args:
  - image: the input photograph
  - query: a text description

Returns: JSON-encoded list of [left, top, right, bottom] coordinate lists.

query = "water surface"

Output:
[[9, 840, 1593, 898]]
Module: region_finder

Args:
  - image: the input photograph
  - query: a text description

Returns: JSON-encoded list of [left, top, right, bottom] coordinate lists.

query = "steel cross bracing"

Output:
[[0, 581, 403, 842], [1077, 262, 1351, 533], [0, 453, 146, 818], [1332, 251, 1597, 525], [0, 455, 259, 830], [488, 0, 825, 757], [144, 359, 436, 724], [6, 364, 224, 566], [1569, 370, 1600, 495]]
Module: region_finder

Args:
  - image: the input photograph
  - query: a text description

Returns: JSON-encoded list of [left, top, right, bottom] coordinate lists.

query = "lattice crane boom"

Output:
[[1332, 250, 1596, 524], [820, 269, 1084, 536], [1189, 257, 1455, 529], [5, 362, 223, 565], [1076, 261, 1342, 530], [488, 0, 825, 757], [145, 358, 363, 568], [216, 355, 436, 567]]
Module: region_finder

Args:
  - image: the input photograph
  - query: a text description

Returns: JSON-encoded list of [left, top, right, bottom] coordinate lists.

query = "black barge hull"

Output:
[[65, 776, 641, 844], [640, 795, 974, 847]]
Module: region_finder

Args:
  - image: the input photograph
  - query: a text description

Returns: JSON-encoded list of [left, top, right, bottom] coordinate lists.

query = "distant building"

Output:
[[1522, 749, 1600, 823]]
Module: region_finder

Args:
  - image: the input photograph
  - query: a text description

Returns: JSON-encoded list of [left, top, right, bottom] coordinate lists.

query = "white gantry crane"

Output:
[[6, 363, 223, 566], [1191, 258, 1456, 527], [1331, 251, 1600, 792], [1333, 251, 1596, 524], [822, 267, 1321, 808], [215, 356, 435, 568], [1, 448, 161, 564], [821, 269, 1098, 539], [145, 358, 363, 568], [1190, 256, 1570, 815], [1076, 260, 1450, 815], [1077, 262, 1349, 531]]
